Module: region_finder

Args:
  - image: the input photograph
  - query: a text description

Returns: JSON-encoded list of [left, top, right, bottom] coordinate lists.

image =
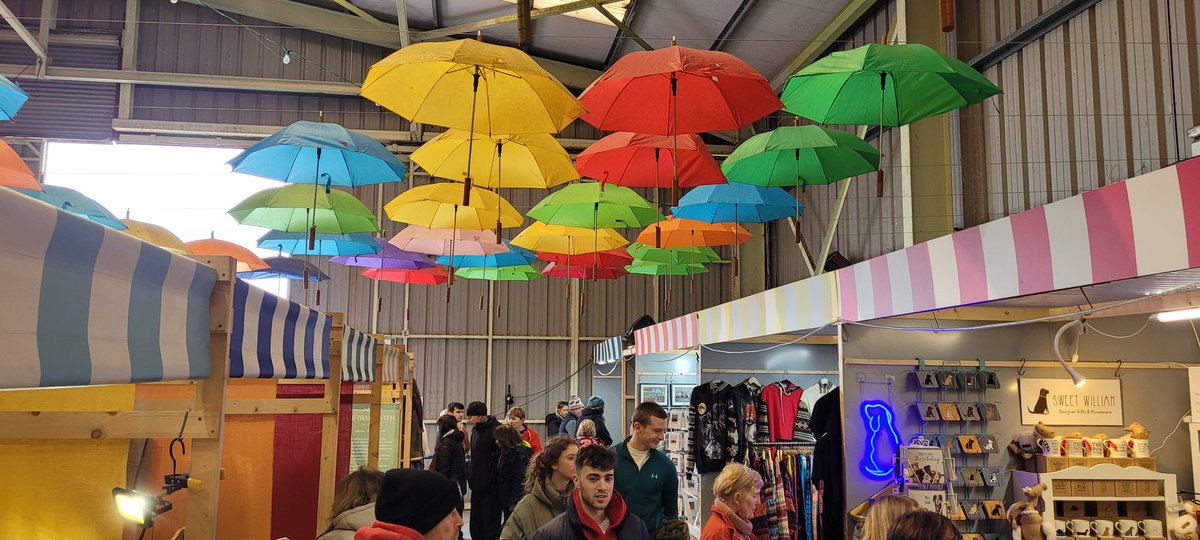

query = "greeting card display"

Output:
[[917, 370, 941, 388], [910, 489, 951, 515], [901, 446, 949, 485], [957, 435, 982, 454], [937, 403, 963, 421]]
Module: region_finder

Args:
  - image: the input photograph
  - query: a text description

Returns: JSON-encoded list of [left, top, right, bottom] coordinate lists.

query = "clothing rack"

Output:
[[702, 368, 839, 375]]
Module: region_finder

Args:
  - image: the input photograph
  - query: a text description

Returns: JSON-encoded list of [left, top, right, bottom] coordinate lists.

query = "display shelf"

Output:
[[1039, 464, 1178, 524], [1052, 496, 1162, 501]]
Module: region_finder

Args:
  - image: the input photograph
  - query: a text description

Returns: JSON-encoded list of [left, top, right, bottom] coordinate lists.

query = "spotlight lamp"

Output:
[[112, 487, 172, 527], [1053, 318, 1087, 387]]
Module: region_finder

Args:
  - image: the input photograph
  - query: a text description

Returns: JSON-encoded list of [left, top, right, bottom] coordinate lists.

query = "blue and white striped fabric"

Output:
[[593, 336, 622, 365], [382, 344, 402, 383], [229, 278, 331, 379], [0, 187, 217, 389], [342, 327, 377, 382]]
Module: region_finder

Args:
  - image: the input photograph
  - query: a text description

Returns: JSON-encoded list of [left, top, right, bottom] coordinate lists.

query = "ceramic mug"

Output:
[[1062, 438, 1085, 457], [1106, 438, 1129, 458], [1049, 436, 1066, 456], [1091, 520, 1116, 537], [1139, 519, 1164, 537], [1116, 520, 1139, 537], [1083, 438, 1107, 457], [1068, 519, 1092, 537], [1128, 438, 1152, 458], [1055, 520, 1068, 537]]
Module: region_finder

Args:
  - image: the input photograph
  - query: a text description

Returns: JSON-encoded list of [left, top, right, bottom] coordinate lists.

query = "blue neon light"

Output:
[[860, 400, 901, 480]]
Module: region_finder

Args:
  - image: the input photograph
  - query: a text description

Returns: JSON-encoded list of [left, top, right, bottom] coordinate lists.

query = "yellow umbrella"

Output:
[[121, 219, 191, 254], [384, 183, 524, 230], [412, 129, 578, 189], [511, 222, 628, 255]]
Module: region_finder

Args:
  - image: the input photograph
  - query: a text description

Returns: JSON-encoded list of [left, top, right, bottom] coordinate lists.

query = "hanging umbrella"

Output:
[[14, 185, 125, 228], [626, 243, 719, 265], [228, 120, 407, 188], [363, 266, 449, 285], [542, 262, 627, 280], [228, 183, 379, 235], [120, 219, 191, 254], [388, 225, 508, 256], [384, 183, 523, 230], [511, 222, 629, 255], [239, 256, 330, 281], [257, 230, 382, 256], [437, 242, 536, 268], [0, 74, 29, 121], [331, 243, 435, 270], [455, 264, 543, 281], [670, 184, 802, 224], [185, 238, 270, 273], [1, 140, 40, 191], [361, 38, 584, 204], [537, 248, 633, 268], [527, 182, 661, 229], [626, 260, 709, 276], [634, 216, 750, 248], [575, 132, 724, 189], [720, 126, 880, 188], [412, 129, 578, 189]]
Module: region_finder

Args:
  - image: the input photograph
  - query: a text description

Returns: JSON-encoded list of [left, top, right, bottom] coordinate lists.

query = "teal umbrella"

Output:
[[16, 185, 127, 230], [257, 231, 381, 256]]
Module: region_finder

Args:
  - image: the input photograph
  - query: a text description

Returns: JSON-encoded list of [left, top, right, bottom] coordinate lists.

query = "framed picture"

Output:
[[668, 409, 685, 430], [639, 383, 668, 405], [666, 431, 684, 452], [670, 384, 692, 407]]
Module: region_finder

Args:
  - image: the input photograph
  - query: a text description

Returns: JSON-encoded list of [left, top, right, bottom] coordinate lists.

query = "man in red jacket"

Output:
[[354, 469, 464, 540], [532, 445, 650, 540]]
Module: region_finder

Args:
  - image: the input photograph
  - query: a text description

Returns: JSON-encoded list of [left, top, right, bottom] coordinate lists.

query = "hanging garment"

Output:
[[810, 388, 843, 540], [731, 377, 763, 462], [687, 379, 735, 475], [801, 378, 834, 415], [758, 381, 815, 443]]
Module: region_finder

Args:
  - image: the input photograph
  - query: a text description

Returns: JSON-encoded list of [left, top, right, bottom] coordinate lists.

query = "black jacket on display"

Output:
[[580, 405, 613, 446], [469, 416, 503, 494], [810, 388, 844, 540], [686, 379, 734, 476], [730, 378, 763, 463]]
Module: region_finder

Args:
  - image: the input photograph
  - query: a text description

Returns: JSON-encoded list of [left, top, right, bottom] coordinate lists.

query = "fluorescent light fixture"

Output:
[[1155, 307, 1200, 322], [496, 0, 630, 27]]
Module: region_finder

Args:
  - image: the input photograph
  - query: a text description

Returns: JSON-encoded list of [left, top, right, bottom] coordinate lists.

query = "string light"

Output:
[[282, 49, 292, 65]]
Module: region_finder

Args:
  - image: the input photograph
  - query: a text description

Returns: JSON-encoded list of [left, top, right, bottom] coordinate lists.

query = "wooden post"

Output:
[[367, 341, 386, 469], [398, 352, 416, 468], [316, 312, 345, 535]]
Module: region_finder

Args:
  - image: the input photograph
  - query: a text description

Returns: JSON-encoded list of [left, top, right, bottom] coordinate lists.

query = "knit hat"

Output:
[[568, 395, 584, 411], [375, 469, 463, 534], [587, 395, 604, 408], [466, 401, 488, 416]]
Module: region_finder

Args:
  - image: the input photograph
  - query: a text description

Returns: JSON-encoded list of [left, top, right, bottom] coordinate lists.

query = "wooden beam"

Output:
[[329, 0, 393, 29], [316, 313, 346, 534], [0, 0, 46, 63], [768, 0, 880, 89], [413, 0, 625, 40], [394, 0, 411, 47], [0, 410, 218, 439], [368, 343, 388, 469], [580, 0, 651, 50], [225, 398, 332, 415]]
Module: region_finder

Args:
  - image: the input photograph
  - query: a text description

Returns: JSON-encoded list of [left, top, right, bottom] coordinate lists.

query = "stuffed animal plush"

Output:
[[1009, 422, 1056, 459], [1008, 483, 1053, 540], [1126, 422, 1151, 439], [1171, 501, 1198, 540]]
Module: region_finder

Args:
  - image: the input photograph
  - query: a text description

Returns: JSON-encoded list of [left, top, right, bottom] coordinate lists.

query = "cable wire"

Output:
[[1149, 409, 1190, 456], [1084, 316, 1152, 339]]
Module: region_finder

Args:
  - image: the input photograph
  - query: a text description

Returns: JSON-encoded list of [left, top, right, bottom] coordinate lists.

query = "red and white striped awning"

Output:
[[633, 314, 699, 355]]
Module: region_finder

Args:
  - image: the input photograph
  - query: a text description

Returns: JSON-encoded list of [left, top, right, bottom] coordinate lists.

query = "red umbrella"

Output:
[[575, 132, 725, 189], [542, 262, 627, 280], [362, 266, 449, 285], [537, 247, 633, 268]]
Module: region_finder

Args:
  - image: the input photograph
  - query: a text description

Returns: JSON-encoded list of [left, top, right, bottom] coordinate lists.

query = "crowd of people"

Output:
[[315, 396, 966, 540]]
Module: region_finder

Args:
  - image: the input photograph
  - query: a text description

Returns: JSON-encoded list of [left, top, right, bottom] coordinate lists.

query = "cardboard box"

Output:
[[1136, 480, 1160, 497], [1133, 457, 1157, 471], [1033, 455, 1071, 473], [1062, 501, 1088, 517], [1088, 457, 1114, 467], [1093, 480, 1116, 497], [1096, 501, 1119, 517], [1052, 479, 1073, 496], [1112, 457, 1136, 468], [1125, 501, 1150, 517], [1070, 480, 1094, 496], [1115, 480, 1139, 498], [1068, 457, 1090, 469]]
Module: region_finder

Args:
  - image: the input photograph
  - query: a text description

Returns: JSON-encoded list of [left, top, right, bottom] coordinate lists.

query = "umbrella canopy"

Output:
[[257, 230, 382, 256], [670, 184, 801, 224], [388, 225, 509, 256], [362, 266, 448, 285], [781, 43, 1001, 127], [384, 183, 523, 229], [229, 184, 379, 234], [578, 45, 782, 135], [455, 264, 543, 281], [14, 185, 125, 229], [0, 74, 29, 121], [412, 129, 578, 189], [227, 121, 407, 187], [527, 182, 662, 229], [185, 238, 269, 273], [542, 262, 627, 280], [360, 38, 584, 135], [626, 243, 719, 265], [721, 126, 880, 188], [240, 256, 330, 281], [575, 132, 725, 188], [1, 140, 40, 191], [625, 260, 709, 276], [120, 219, 191, 254], [331, 243, 435, 270], [436, 242, 536, 268], [511, 222, 629, 255], [537, 248, 633, 268], [635, 216, 751, 248]]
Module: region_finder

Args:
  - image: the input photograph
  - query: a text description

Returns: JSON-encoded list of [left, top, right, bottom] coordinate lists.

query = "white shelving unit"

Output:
[[1039, 464, 1178, 525]]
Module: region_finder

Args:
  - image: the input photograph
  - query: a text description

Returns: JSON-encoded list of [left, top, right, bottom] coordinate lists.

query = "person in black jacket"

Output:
[[467, 401, 504, 540], [546, 400, 568, 437], [579, 395, 613, 446], [532, 445, 650, 540], [495, 424, 534, 520], [431, 415, 468, 501]]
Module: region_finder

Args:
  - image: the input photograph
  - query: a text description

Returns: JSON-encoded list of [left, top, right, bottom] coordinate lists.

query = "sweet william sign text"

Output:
[[1018, 378, 1123, 426]]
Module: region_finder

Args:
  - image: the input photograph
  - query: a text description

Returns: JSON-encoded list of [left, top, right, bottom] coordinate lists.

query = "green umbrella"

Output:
[[720, 126, 879, 188], [228, 183, 378, 234], [780, 43, 1001, 127], [455, 264, 543, 281], [527, 182, 662, 230], [625, 260, 709, 276], [626, 243, 719, 265]]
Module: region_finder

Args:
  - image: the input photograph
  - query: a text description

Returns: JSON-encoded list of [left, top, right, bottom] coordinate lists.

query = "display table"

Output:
[[1039, 464, 1178, 533]]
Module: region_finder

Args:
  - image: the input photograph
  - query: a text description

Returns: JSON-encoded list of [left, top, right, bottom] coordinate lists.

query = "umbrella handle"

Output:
[[876, 169, 884, 197], [581, 291, 586, 312], [378, 297, 383, 313], [479, 294, 485, 311], [316, 288, 321, 306], [445, 286, 451, 304], [303, 268, 310, 289]]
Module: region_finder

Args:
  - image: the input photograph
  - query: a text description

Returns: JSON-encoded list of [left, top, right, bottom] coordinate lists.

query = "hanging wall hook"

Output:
[[1018, 358, 1027, 376], [1114, 358, 1125, 378]]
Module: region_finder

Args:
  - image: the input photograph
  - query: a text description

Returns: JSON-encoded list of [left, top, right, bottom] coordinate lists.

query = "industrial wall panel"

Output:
[[0, 41, 120, 141], [490, 340, 574, 427], [408, 338, 488, 420]]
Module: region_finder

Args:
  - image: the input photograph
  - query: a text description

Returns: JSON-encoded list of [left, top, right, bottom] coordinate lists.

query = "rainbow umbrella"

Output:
[[436, 242, 536, 268], [626, 243, 719, 265], [384, 183, 523, 230], [575, 132, 724, 189], [228, 120, 407, 188], [228, 184, 379, 235]]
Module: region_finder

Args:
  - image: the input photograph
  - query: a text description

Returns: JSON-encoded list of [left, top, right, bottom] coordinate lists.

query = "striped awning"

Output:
[[593, 336, 622, 365], [698, 273, 837, 344], [634, 314, 699, 355], [342, 327, 378, 382], [229, 279, 332, 379], [382, 344, 402, 383], [0, 187, 217, 389]]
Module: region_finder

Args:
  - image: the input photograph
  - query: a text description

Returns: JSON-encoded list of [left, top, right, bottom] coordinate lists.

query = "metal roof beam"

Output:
[[0, 0, 46, 64], [0, 63, 360, 95], [329, 0, 394, 29], [580, 0, 650, 50], [768, 0, 880, 90], [968, 0, 1100, 71], [412, 0, 624, 40], [710, 0, 756, 51]]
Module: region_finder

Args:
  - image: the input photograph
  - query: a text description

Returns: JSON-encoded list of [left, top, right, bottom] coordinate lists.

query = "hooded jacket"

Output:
[[531, 488, 650, 540], [469, 416, 503, 494], [559, 410, 582, 437], [318, 503, 376, 540], [579, 405, 613, 446], [433, 430, 468, 494], [497, 444, 535, 508], [353, 521, 426, 540], [500, 477, 575, 540]]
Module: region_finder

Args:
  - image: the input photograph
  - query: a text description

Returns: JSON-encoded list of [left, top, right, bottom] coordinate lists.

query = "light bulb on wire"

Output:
[[282, 50, 292, 65]]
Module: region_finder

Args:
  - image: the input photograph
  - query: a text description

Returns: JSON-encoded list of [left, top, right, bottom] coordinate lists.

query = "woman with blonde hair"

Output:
[[573, 418, 604, 448], [863, 495, 921, 540], [316, 467, 385, 540], [701, 463, 763, 540]]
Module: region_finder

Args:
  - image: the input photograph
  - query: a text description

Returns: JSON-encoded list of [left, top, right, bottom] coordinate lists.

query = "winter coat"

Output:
[[579, 405, 613, 446], [559, 411, 581, 437], [497, 444, 534, 509], [531, 489, 650, 540], [520, 425, 543, 454], [546, 412, 565, 436], [500, 477, 574, 540], [433, 430, 468, 494], [700, 503, 753, 540], [318, 503, 375, 540], [470, 416, 503, 494], [353, 521, 426, 540]]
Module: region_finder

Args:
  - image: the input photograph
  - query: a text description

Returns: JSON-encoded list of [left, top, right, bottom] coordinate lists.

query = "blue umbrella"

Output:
[[670, 183, 802, 224], [0, 74, 29, 121], [331, 243, 435, 270], [436, 242, 537, 268], [257, 230, 382, 256], [15, 185, 127, 229], [228, 121, 407, 188], [238, 256, 330, 281]]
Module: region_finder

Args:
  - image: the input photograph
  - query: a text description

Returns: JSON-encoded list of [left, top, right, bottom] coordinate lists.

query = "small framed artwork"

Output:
[[666, 431, 684, 452], [639, 383, 668, 405], [670, 384, 692, 407], [668, 409, 686, 430]]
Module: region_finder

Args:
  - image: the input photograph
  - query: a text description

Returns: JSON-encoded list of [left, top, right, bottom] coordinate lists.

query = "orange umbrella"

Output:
[[185, 238, 270, 273], [634, 216, 751, 248], [0, 140, 39, 190]]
